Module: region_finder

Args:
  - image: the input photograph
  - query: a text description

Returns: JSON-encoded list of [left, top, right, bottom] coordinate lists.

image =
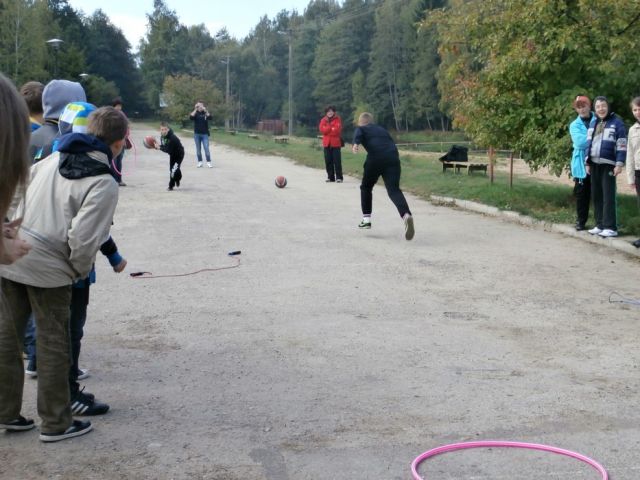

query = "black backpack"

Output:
[[439, 145, 468, 162]]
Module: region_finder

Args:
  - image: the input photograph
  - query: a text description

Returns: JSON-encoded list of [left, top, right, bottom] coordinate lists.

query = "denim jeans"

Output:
[[23, 314, 36, 361], [0, 279, 73, 433], [194, 133, 211, 163]]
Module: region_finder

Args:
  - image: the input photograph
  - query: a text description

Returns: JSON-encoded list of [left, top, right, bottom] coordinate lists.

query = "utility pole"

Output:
[[287, 29, 293, 137], [221, 56, 231, 130]]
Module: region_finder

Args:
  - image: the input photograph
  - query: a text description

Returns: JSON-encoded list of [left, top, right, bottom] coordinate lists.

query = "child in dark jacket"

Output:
[[157, 122, 185, 191]]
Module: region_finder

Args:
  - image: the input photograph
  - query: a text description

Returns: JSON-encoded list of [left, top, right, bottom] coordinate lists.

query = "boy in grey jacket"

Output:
[[0, 107, 128, 442]]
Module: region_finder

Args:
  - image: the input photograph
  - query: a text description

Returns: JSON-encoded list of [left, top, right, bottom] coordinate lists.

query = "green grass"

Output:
[[201, 129, 640, 236]]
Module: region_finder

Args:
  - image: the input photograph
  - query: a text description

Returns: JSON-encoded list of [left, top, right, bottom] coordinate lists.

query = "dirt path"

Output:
[[2, 124, 639, 479]]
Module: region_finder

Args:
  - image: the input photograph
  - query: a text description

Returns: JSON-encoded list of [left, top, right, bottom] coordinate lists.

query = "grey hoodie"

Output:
[[28, 80, 86, 162]]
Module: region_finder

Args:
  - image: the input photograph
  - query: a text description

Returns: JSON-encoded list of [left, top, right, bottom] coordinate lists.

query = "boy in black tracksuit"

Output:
[[352, 112, 415, 240], [158, 122, 185, 190]]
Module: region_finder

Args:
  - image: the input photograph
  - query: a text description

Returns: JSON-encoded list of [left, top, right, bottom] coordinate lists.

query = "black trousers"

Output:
[[573, 175, 591, 226], [591, 163, 617, 230], [169, 159, 183, 189], [68, 284, 89, 395], [360, 156, 411, 217], [324, 147, 343, 181]]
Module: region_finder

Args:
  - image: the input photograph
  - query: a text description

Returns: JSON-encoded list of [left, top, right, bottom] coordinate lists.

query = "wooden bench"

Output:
[[442, 161, 488, 175], [274, 136, 289, 144], [226, 130, 237, 135], [248, 134, 259, 139]]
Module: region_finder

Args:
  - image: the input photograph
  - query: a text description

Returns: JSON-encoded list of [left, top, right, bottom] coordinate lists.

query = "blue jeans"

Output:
[[23, 314, 36, 360], [194, 133, 211, 163]]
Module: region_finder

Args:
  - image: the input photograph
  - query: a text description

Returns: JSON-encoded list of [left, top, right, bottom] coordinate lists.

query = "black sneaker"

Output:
[[70, 389, 109, 416], [575, 223, 586, 231], [0, 415, 35, 432], [632, 239, 640, 248], [39, 420, 92, 443]]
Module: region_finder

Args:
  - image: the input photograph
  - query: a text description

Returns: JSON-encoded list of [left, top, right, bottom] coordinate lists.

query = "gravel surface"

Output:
[[2, 124, 639, 480]]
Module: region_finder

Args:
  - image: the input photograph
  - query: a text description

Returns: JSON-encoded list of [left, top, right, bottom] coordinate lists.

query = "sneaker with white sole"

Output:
[[197, 162, 203, 168], [358, 220, 371, 229], [25, 358, 37, 378], [598, 229, 618, 238], [0, 415, 35, 432], [76, 368, 90, 380], [39, 420, 92, 443], [207, 162, 213, 168], [404, 214, 415, 241], [588, 226, 602, 235], [70, 389, 109, 416]]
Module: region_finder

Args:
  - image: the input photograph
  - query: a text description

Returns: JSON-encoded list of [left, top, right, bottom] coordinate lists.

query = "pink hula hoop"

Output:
[[411, 441, 608, 480]]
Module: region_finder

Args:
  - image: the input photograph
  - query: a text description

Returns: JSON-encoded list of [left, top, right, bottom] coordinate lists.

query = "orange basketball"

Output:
[[143, 135, 157, 149], [275, 175, 287, 188]]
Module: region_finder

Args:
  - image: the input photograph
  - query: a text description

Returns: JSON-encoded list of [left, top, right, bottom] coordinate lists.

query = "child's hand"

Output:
[[113, 258, 127, 273]]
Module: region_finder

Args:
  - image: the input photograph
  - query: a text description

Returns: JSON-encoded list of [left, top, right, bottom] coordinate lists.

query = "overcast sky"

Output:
[[68, 0, 312, 50]]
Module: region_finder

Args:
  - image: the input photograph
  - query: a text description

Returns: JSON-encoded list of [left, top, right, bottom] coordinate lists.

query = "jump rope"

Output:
[[129, 251, 241, 279]]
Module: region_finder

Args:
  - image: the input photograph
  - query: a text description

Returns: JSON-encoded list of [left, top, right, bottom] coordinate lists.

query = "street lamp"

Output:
[[46, 38, 64, 78], [220, 56, 231, 130]]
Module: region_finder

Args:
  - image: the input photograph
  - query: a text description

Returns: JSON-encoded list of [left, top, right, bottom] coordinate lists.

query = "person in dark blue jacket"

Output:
[[585, 96, 627, 237], [352, 112, 414, 240]]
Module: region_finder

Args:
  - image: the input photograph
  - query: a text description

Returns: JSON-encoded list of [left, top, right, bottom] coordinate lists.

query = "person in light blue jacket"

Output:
[[569, 95, 594, 231]]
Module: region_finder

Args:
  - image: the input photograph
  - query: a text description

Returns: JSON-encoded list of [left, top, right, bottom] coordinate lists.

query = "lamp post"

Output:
[[46, 38, 64, 78], [220, 56, 231, 130]]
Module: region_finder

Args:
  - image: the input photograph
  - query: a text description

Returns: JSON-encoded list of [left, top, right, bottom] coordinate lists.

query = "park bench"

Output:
[[442, 160, 488, 175], [439, 144, 487, 175], [248, 134, 259, 139], [226, 130, 237, 135], [274, 136, 289, 144]]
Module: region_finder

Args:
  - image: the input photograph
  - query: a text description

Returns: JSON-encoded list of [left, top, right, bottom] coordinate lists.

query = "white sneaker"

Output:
[[588, 227, 602, 235], [197, 162, 203, 168], [77, 368, 90, 380], [403, 214, 415, 241], [207, 162, 213, 168], [598, 229, 618, 238]]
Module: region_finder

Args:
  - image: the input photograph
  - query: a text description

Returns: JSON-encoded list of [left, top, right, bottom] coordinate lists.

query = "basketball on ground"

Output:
[[275, 175, 287, 188], [143, 136, 157, 149]]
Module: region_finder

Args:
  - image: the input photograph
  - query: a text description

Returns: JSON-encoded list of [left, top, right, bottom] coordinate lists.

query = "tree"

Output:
[[83, 74, 119, 107], [162, 74, 223, 124], [311, 0, 376, 123], [139, 0, 189, 110], [427, 0, 640, 174], [84, 10, 146, 112], [0, 0, 51, 83]]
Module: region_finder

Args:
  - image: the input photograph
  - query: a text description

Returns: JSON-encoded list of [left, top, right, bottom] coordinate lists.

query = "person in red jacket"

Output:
[[319, 105, 343, 182]]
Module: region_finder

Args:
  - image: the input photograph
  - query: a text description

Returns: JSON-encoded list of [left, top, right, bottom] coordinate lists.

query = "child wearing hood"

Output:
[[23, 102, 126, 422], [0, 107, 128, 443], [157, 122, 185, 191]]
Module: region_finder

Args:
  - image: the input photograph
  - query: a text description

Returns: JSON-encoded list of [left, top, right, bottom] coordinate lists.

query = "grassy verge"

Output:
[[202, 129, 640, 236]]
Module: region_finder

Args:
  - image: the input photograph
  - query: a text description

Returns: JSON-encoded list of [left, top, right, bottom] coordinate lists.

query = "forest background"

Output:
[[2, 0, 640, 174]]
